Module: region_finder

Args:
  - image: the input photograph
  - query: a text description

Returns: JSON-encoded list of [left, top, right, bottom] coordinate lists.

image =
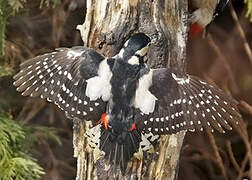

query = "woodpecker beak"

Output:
[[136, 43, 151, 58]]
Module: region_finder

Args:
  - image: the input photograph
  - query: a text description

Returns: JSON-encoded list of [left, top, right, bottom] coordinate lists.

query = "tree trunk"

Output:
[[73, 0, 188, 179]]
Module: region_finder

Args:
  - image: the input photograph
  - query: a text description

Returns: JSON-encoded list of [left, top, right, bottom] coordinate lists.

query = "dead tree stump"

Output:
[[73, 0, 189, 179]]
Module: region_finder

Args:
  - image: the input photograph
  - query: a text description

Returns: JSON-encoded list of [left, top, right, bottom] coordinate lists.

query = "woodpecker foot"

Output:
[[98, 113, 109, 130], [129, 123, 136, 131]]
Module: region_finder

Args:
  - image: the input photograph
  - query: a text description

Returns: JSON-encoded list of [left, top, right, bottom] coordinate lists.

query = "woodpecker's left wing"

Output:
[[134, 68, 241, 135], [13, 46, 113, 121]]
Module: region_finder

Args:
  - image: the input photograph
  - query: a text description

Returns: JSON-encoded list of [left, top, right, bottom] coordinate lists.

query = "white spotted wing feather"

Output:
[[135, 68, 241, 135], [13, 46, 110, 122]]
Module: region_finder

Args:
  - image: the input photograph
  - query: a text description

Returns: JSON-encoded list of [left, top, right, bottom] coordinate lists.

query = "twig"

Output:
[[236, 152, 249, 180], [239, 100, 252, 115], [228, 3, 252, 64], [207, 34, 238, 95], [206, 129, 228, 180], [226, 140, 240, 173], [18, 99, 46, 125], [235, 122, 252, 180]]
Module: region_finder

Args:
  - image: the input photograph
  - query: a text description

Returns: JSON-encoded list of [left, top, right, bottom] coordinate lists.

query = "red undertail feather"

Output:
[[129, 123, 136, 131], [98, 113, 109, 130], [189, 23, 204, 37]]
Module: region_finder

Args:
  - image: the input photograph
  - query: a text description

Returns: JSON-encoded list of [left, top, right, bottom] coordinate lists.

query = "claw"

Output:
[[129, 123, 136, 131], [98, 113, 109, 130]]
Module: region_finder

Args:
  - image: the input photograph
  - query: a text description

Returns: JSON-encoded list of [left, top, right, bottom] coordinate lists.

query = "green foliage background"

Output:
[[247, 0, 252, 21], [0, 1, 60, 179], [0, 113, 44, 180]]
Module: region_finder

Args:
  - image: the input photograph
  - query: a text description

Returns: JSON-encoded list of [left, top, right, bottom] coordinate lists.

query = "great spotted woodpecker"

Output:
[[13, 33, 241, 172], [189, 0, 229, 37]]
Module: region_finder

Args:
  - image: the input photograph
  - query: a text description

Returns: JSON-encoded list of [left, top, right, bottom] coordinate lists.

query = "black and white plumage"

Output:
[[213, 0, 229, 18], [189, 0, 229, 36], [13, 33, 241, 172]]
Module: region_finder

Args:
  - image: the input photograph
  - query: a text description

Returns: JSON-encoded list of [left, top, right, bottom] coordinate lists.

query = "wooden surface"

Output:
[[74, 0, 189, 179]]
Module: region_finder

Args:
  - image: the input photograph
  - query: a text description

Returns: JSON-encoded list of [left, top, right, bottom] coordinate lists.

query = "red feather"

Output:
[[189, 23, 204, 37]]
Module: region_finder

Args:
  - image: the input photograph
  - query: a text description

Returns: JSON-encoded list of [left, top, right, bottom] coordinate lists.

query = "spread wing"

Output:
[[134, 68, 241, 134], [13, 46, 114, 122]]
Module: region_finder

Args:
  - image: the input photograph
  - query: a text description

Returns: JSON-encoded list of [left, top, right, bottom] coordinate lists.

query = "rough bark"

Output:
[[73, 0, 188, 179]]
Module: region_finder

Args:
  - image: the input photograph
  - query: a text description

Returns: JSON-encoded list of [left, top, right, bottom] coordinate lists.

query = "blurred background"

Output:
[[0, 0, 251, 179]]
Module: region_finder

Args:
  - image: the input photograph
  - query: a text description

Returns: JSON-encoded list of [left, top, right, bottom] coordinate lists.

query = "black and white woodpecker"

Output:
[[189, 0, 229, 37], [13, 33, 241, 172]]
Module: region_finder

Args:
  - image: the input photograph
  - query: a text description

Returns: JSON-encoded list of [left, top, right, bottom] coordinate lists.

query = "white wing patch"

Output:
[[171, 73, 190, 85], [134, 70, 157, 114], [67, 50, 83, 59], [85, 59, 112, 101]]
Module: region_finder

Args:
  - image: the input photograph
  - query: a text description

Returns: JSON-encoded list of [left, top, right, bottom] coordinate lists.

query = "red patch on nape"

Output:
[[98, 113, 109, 130], [189, 23, 204, 38]]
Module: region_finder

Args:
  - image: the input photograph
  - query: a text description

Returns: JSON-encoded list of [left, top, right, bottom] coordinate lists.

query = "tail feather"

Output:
[[100, 127, 142, 173], [86, 125, 155, 173]]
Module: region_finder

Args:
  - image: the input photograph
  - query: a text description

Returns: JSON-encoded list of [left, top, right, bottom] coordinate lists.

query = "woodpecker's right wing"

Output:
[[134, 68, 241, 135], [13, 46, 114, 121]]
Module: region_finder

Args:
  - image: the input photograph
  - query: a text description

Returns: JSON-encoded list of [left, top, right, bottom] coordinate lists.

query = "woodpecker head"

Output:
[[118, 33, 151, 65], [189, 0, 230, 37]]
